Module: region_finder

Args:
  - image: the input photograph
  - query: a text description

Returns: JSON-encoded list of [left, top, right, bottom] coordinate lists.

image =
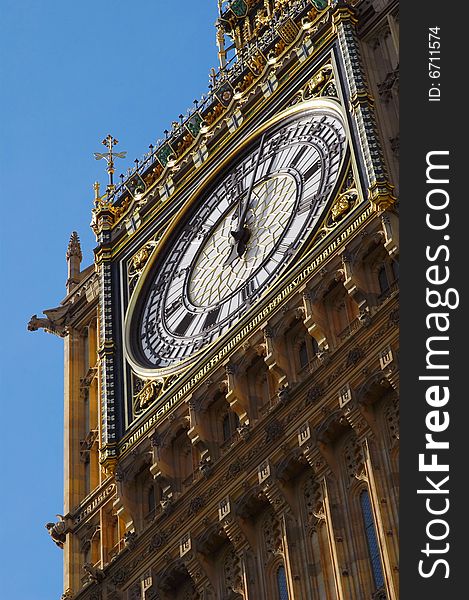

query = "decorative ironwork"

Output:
[[94, 135, 127, 189], [97, 0, 330, 210]]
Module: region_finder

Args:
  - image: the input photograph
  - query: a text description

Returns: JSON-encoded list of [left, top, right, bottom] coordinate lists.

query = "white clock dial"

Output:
[[127, 103, 347, 372], [189, 173, 298, 307]]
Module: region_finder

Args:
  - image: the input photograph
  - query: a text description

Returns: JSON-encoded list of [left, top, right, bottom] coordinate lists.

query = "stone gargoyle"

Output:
[[28, 304, 71, 337]]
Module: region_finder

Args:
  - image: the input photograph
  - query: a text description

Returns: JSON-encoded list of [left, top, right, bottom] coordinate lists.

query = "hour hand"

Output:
[[224, 225, 250, 266]]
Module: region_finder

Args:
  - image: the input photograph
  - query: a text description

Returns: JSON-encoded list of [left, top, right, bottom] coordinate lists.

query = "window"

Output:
[[360, 490, 385, 590], [222, 412, 240, 442], [311, 336, 319, 355], [378, 266, 389, 295], [298, 336, 319, 370], [299, 341, 308, 369], [148, 485, 155, 515], [276, 565, 289, 600]]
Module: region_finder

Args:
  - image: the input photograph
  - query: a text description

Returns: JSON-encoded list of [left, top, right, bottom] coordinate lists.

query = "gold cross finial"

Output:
[[94, 134, 127, 190]]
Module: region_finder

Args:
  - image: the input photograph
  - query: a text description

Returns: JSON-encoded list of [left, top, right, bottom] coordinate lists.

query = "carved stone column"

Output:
[[341, 250, 371, 315], [301, 289, 330, 350], [262, 324, 289, 388], [63, 326, 86, 593], [362, 439, 399, 600], [112, 467, 137, 534], [257, 461, 309, 599], [380, 211, 399, 258], [218, 497, 257, 599], [186, 395, 213, 473], [224, 362, 250, 427], [179, 534, 216, 599], [299, 440, 344, 600]]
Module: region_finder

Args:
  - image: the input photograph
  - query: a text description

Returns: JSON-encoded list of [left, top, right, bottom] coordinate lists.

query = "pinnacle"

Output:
[[66, 231, 83, 261]]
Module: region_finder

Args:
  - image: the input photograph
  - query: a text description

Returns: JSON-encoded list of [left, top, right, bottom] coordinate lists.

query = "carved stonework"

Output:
[[45, 516, 69, 548], [67, 231, 83, 260], [304, 475, 324, 527], [306, 386, 323, 405], [132, 373, 180, 417], [124, 530, 138, 549], [188, 496, 205, 517], [80, 429, 98, 464], [265, 419, 284, 443], [262, 509, 283, 555], [343, 435, 365, 482], [28, 304, 71, 337], [134, 379, 164, 411], [223, 548, 244, 597], [385, 397, 399, 447], [83, 562, 105, 584]]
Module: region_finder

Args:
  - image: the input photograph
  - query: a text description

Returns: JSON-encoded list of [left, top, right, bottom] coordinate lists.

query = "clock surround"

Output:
[[124, 98, 348, 376]]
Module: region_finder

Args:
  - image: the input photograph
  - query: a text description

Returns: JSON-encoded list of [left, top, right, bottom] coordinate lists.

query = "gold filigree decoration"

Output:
[[204, 102, 224, 126], [290, 63, 337, 105], [252, 8, 269, 38], [273, 0, 294, 16], [315, 166, 360, 241], [247, 49, 267, 77], [277, 18, 300, 45], [331, 188, 358, 222], [236, 71, 256, 94], [176, 132, 194, 156], [127, 231, 163, 295], [132, 373, 181, 415], [132, 247, 150, 271], [142, 162, 164, 190], [135, 379, 164, 410]]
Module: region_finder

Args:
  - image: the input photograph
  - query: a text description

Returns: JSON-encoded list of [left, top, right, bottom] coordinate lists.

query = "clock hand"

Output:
[[225, 133, 266, 266], [236, 132, 266, 232]]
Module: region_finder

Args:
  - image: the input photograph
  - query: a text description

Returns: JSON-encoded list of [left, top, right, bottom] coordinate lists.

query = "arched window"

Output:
[[222, 411, 240, 442], [311, 336, 319, 355], [360, 490, 385, 590], [378, 266, 389, 295], [148, 485, 156, 515], [298, 337, 319, 370], [299, 341, 308, 369], [276, 565, 289, 600], [222, 413, 231, 442], [391, 260, 399, 281]]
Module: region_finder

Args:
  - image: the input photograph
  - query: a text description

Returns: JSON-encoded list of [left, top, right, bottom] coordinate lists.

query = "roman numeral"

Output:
[[241, 280, 256, 302], [174, 312, 196, 336], [164, 297, 182, 318], [203, 306, 221, 331], [142, 320, 156, 339], [303, 159, 321, 182], [297, 193, 317, 215], [290, 145, 308, 168]]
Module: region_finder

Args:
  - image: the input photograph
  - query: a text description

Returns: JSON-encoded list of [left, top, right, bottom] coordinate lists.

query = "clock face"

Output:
[[128, 103, 347, 373]]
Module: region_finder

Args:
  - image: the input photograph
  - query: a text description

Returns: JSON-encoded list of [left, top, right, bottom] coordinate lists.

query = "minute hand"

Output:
[[225, 133, 267, 265], [236, 132, 266, 231]]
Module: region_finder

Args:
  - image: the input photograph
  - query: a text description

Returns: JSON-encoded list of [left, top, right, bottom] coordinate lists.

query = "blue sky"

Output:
[[0, 2, 218, 598]]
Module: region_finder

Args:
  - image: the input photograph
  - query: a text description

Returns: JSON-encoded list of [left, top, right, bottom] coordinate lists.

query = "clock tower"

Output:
[[32, 1, 399, 599]]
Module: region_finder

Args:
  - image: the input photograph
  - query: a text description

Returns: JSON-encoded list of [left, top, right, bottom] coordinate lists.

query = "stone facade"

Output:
[[34, 1, 399, 599]]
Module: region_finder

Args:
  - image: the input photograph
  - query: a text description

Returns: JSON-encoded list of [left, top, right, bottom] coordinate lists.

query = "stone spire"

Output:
[[66, 231, 83, 260], [66, 231, 82, 292]]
